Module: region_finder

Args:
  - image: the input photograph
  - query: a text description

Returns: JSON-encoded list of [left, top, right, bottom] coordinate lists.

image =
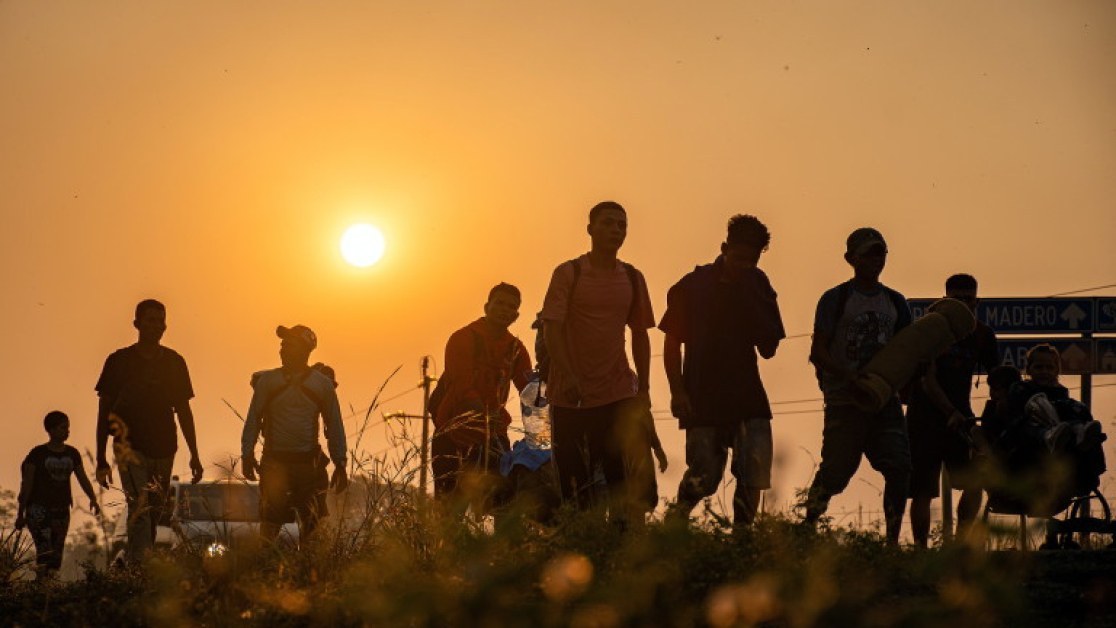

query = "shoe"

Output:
[[1026, 394, 1060, 428], [1044, 422, 1075, 453], [1079, 421, 1105, 450]]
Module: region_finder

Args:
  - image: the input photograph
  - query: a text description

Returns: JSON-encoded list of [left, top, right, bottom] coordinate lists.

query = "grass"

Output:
[[3, 378, 1115, 627], [2, 493, 1116, 627]]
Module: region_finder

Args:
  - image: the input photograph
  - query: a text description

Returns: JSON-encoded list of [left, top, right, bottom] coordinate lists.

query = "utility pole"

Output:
[[419, 356, 433, 496]]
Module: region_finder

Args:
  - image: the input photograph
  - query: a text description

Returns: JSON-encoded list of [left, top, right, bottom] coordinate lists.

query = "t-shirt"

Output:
[[433, 318, 533, 445], [909, 321, 998, 420], [659, 258, 785, 427], [814, 281, 911, 405], [23, 444, 82, 509], [541, 255, 655, 409], [95, 344, 194, 458]]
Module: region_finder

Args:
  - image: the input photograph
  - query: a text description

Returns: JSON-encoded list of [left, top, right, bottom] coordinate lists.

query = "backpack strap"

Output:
[[567, 257, 640, 321], [884, 286, 912, 331], [260, 369, 318, 447], [621, 261, 640, 322]]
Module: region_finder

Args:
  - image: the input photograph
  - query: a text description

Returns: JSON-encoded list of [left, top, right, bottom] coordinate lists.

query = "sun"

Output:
[[340, 223, 386, 268]]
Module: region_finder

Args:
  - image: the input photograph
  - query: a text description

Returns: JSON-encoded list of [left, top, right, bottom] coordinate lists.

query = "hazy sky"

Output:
[[2, 1, 1114, 525]]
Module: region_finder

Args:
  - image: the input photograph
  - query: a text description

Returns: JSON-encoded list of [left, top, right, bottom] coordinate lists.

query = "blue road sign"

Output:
[[997, 338, 1094, 375], [908, 298, 1096, 334]]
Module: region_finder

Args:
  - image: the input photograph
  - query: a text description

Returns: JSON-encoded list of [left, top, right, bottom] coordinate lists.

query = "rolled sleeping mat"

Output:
[[850, 298, 977, 412]]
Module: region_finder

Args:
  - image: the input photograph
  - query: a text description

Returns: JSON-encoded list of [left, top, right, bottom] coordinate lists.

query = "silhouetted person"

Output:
[[242, 325, 348, 544], [907, 273, 998, 547], [16, 411, 100, 578], [661, 215, 785, 525], [431, 283, 533, 517], [804, 228, 913, 544], [541, 201, 658, 523], [95, 299, 202, 564]]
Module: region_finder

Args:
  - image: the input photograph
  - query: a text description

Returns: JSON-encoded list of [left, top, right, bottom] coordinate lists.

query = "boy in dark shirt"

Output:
[[907, 274, 998, 547], [660, 214, 785, 525], [803, 227, 913, 544], [16, 411, 100, 578]]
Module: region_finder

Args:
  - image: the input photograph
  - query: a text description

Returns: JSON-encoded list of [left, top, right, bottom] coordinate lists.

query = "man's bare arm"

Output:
[[809, 331, 855, 381], [175, 401, 204, 483], [544, 320, 581, 402], [632, 326, 651, 395]]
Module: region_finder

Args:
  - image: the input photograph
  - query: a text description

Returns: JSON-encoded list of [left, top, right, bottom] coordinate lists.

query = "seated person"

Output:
[[982, 345, 1106, 518], [1005, 345, 1105, 462]]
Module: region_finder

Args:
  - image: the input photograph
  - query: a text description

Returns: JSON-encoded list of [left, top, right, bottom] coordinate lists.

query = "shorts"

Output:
[[259, 450, 329, 525], [813, 399, 912, 498], [908, 405, 979, 499], [26, 504, 70, 571]]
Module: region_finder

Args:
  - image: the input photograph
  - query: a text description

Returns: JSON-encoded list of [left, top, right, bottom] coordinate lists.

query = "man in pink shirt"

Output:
[[541, 201, 660, 521]]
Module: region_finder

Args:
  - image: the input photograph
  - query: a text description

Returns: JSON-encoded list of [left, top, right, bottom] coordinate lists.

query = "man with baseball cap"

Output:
[[803, 227, 914, 544], [241, 324, 348, 544]]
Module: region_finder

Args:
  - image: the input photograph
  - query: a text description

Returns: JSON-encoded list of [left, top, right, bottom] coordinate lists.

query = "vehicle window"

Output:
[[178, 484, 260, 522]]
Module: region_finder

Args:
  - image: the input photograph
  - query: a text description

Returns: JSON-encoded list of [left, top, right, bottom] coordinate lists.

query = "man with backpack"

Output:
[[430, 283, 533, 516], [241, 324, 348, 543], [540, 201, 659, 523], [660, 214, 785, 526], [803, 228, 913, 544]]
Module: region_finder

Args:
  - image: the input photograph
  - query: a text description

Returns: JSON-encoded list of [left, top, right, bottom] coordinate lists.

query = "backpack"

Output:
[[535, 257, 641, 384], [428, 329, 485, 426], [811, 280, 911, 390]]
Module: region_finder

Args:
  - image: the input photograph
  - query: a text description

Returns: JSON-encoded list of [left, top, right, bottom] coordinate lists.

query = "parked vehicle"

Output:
[[110, 478, 298, 563]]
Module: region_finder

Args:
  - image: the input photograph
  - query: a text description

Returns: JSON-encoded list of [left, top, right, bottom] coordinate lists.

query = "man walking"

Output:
[[242, 325, 348, 544], [660, 215, 785, 525], [95, 299, 203, 564], [541, 201, 657, 521], [431, 283, 533, 516], [803, 228, 913, 544], [908, 274, 998, 547]]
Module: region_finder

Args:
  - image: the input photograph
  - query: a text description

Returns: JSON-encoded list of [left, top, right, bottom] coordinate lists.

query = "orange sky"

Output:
[[2, 1, 1115, 526]]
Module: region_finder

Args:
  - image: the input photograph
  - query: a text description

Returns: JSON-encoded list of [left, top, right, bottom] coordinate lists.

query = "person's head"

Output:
[[721, 214, 770, 276], [133, 299, 167, 345], [843, 227, 888, 280], [1025, 344, 1061, 386], [987, 365, 1021, 402], [43, 410, 70, 441], [587, 201, 627, 254], [484, 283, 521, 330], [277, 324, 317, 368], [945, 273, 979, 313]]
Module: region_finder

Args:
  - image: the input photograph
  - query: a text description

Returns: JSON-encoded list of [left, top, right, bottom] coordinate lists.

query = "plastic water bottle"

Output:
[[520, 373, 551, 448]]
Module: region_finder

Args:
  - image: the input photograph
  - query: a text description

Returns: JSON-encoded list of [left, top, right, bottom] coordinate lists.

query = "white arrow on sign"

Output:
[[1061, 303, 1088, 329]]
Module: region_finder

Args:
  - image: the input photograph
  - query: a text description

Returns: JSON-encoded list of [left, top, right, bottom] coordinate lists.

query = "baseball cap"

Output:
[[846, 227, 887, 256], [276, 324, 317, 351]]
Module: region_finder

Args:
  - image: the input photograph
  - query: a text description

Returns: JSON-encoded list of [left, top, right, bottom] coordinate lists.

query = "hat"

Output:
[[276, 325, 317, 351], [846, 227, 887, 256]]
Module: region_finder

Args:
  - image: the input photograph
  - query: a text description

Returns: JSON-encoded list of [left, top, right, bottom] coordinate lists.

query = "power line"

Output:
[[1047, 283, 1116, 297]]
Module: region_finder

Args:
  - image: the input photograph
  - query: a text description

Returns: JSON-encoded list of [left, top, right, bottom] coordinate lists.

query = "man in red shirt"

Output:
[[541, 201, 659, 522], [431, 283, 533, 514]]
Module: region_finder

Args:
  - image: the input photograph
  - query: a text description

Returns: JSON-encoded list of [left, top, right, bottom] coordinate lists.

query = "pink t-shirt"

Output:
[[541, 255, 655, 409]]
